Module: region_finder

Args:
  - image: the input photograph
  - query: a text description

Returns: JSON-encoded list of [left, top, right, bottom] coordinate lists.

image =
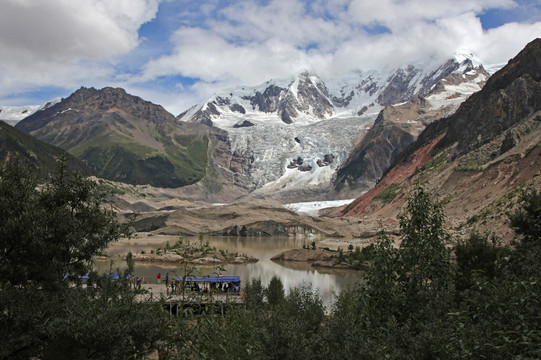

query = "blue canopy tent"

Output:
[[178, 275, 241, 287]]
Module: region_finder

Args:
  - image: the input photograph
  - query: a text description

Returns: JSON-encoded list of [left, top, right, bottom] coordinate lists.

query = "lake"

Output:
[[96, 234, 362, 308]]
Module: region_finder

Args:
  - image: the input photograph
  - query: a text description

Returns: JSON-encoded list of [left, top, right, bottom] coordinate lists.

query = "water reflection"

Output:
[[97, 235, 362, 308]]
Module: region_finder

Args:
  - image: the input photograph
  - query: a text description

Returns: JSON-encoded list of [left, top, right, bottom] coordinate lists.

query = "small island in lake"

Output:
[[129, 237, 258, 265], [271, 244, 375, 270]]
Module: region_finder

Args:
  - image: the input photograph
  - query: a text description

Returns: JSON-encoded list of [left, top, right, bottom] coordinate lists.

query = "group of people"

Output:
[[214, 282, 238, 294], [128, 276, 142, 290], [130, 273, 240, 294], [127, 273, 171, 292], [157, 272, 173, 284]]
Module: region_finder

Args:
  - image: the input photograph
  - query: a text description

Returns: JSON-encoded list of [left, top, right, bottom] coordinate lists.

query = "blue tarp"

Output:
[[64, 273, 130, 281], [63, 274, 89, 280], [178, 275, 241, 286]]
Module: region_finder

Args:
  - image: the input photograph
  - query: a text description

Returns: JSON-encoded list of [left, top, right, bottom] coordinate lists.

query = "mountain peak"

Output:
[[15, 86, 211, 188], [432, 37, 541, 157], [296, 69, 318, 79], [338, 39, 541, 242], [485, 37, 541, 90], [0, 97, 62, 126], [453, 49, 483, 68]]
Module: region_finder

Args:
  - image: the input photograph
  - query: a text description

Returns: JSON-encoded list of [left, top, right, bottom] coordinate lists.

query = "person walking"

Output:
[[157, 272, 161, 284], [165, 272, 169, 286]]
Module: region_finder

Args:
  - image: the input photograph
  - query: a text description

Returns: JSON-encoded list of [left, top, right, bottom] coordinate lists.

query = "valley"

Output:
[[3, 2, 541, 357], [2, 38, 540, 293]]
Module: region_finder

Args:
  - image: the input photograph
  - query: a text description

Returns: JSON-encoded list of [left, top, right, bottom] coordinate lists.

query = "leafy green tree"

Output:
[[125, 250, 135, 277], [336, 248, 345, 263], [260, 283, 324, 360], [244, 277, 265, 309], [454, 232, 504, 291], [393, 186, 453, 357], [0, 158, 39, 286], [396, 186, 452, 295], [508, 186, 541, 248], [322, 186, 454, 359], [445, 187, 541, 359], [0, 157, 167, 359], [507, 187, 541, 278], [0, 157, 130, 289], [266, 275, 285, 307], [164, 282, 325, 360]]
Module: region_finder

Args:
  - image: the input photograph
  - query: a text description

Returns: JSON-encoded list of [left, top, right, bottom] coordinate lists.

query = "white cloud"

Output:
[[0, 0, 161, 97], [346, 0, 516, 30], [138, 27, 316, 86], [139, 0, 537, 88], [1, 0, 540, 114], [475, 21, 541, 64]]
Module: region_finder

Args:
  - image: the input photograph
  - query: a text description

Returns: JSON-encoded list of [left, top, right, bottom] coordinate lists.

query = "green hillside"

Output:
[[0, 121, 92, 179], [15, 87, 210, 188], [78, 134, 208, 188]]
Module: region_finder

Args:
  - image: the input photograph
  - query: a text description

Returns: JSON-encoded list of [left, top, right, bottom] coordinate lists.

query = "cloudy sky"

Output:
[[1, 0, 540, 115]]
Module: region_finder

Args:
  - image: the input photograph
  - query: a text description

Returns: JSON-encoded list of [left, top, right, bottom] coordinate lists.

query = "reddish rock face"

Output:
[[337, 39, 541, 244]]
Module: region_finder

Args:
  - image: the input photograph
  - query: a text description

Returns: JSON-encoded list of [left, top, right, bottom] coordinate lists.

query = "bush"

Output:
[[374, 183, 400, 203]]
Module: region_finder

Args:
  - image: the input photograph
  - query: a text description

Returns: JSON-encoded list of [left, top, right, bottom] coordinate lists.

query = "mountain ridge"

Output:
[[0, 121, 92, 178], [15, 87, 212, 188], [339, 38, 541, 242], [0, 98, 61, 126], [179, 55, 486, 126], [177, 55, 489, 200], [3, 52, 502, 202]]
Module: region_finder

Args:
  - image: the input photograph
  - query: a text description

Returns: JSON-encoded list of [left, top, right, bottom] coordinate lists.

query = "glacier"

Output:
[[177, 56, 497, 200]]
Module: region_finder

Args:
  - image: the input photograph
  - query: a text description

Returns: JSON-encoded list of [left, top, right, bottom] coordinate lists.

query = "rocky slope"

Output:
[[339, 38, 541, 243], [98, 34, 538, 246], [15, 87, 212, 188], [115, 197, 373, 241], [335, 63, 489, 195], [179, 56, 490, 200], [0, 120, 92, 178]]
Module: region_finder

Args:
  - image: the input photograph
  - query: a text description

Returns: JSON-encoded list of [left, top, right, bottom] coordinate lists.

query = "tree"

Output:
[[322, 186, 454, 359], [397, 186, 452, 295], [244, 277, 265, 309], [0, 157, 167, 359], [266, 275, 285, 307], [0, 158, 39, 286], [506, 187, 541, 278], [0, 156, 130, 289], [444, 190, 541, 359], [454, 232, 503, 291], [125, 250, 135, 277], [508, 186, 541, 248]]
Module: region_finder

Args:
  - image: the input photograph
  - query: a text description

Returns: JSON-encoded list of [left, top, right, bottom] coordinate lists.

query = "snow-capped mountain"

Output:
[[180, 54, 488, 126], [178, 55, 492, 200], [0, 98, 62, 126]]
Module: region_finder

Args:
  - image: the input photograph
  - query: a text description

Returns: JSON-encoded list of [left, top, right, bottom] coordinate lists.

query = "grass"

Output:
[[64, 116, 210, 188], [455, 156, 484, 172], [375, 183, 400, 203], [414, 150, 449, 175], [96, 181, 126, 197], [72, 133, 208, 188]]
